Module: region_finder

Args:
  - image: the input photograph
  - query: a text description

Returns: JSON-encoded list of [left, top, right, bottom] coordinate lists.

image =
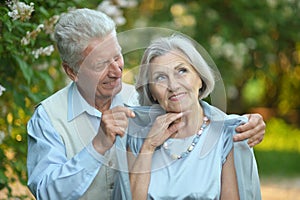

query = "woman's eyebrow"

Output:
[[174, 62, 186, 69]]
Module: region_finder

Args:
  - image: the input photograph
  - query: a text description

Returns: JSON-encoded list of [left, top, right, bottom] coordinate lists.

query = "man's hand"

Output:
[[234, 113, 266, 147], [92, 106, 135, 155]]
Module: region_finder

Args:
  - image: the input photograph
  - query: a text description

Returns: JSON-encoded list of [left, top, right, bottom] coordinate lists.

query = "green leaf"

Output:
[[39, 6, 50, 17], [13, 56, 33, 84], [38, 71, 55, 92], [13, 87, 26, 108]]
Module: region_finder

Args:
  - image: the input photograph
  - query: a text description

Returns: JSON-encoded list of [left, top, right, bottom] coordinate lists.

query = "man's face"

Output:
[[76, 32, 124, 106]]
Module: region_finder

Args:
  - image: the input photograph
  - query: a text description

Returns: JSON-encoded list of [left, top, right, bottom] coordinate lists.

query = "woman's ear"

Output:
[[62, 62, 78, 81]]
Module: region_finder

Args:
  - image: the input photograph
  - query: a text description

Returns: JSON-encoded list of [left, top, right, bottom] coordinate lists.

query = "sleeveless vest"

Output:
[[41, 82, 136, 199]]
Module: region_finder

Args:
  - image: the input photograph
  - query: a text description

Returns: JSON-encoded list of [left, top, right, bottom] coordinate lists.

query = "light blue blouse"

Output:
[[113, 101, 261, 200]]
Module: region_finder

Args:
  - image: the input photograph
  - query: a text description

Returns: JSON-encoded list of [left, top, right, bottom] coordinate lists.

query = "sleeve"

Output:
[[112, 136, 132, 200], [221, 115, 248, 164], [27, 105, 105, 200], [221, 128, 234, 164], [127, 134, 145, 156], [221, 115, 262, 200]]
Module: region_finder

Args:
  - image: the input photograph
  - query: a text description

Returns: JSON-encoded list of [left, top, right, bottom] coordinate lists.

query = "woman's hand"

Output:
[[142, 112, 185, 153], [234, 113, 266, 147]]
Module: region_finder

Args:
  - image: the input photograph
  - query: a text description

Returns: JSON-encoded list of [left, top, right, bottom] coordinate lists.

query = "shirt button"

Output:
[[108, 161, 113, 167], [110, 182, 114, 189]]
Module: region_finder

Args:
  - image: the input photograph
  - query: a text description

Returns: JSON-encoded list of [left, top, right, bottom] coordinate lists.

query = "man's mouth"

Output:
[[103, 78, 121, 88]]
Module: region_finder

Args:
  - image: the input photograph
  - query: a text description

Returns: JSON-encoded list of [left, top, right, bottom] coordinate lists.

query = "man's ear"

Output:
[[62, 62, 78, 81]]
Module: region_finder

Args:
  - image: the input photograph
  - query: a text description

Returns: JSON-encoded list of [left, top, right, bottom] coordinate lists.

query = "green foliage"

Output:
[[242, 76, 266, 106], [254, 117, 300, 177], [127, 0, 300, 119], [256, 118, 300, 153], [255, 150, 300, 177], [0, 0, 83, 197]]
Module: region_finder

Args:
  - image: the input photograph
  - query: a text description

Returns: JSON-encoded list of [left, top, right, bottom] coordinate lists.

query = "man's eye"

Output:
[[94, 63, 107, 71], [114, 55, 121, 61]]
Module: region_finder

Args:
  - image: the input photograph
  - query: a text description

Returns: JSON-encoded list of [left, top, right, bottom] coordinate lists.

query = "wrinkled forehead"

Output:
[[150, 50, 191, 68], [83, 32, 121, 60]]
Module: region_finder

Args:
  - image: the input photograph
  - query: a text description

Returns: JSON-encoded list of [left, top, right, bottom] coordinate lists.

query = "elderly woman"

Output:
[[113, 35, 261, 200]]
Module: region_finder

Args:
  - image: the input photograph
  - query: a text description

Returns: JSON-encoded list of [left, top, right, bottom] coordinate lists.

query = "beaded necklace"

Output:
[[162, 116, 209, 160]]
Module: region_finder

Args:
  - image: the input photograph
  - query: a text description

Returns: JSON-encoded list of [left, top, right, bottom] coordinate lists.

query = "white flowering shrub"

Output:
[[0, 0, 138, 198], [7, 0, 34, 21], [0, 1, 74, 197], [0, 85, 6, 97], [97, 0, 137, 26]]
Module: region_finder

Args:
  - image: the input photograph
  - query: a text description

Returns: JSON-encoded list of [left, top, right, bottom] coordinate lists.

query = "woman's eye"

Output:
[[178, 68, 187, 74], [155, 75, 167, 82]]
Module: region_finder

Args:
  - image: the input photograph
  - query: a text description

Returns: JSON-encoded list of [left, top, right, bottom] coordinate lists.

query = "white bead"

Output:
[[166, 116, 209, 160], [163, 142, 168, 149], [188, 145, 194, 152], [171, 154, 179, 160]]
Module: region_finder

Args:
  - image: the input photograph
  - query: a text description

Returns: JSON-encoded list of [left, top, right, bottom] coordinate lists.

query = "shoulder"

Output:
[[120, 82, 139, 106], [201, 100, 248, 126], [41, 82, 72, 105]]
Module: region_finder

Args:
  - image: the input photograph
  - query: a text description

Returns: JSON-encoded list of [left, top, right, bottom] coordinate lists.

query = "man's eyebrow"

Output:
[[95, 52, 122, 65]]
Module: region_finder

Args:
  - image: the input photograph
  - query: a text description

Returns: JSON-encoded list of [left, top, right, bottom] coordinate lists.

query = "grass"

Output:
[[254, 150, 300, 178], [253, 117, 300, 178]]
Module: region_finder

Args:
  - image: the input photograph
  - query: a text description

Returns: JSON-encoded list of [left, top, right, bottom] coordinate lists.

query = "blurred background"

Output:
[[0, 0, 299, 199]]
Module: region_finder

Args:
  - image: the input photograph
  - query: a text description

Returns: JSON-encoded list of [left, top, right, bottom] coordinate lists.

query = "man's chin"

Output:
[[112, 85, 122, 96], [102, 79, 122, 89], [98, 83, 122, 98]]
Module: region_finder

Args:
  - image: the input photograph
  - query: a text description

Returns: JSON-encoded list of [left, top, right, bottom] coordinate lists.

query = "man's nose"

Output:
[[108, 60, 122, 78]]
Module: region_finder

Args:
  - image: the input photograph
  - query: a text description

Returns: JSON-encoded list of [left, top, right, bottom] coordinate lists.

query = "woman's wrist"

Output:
[[141, 139, 156, 154]]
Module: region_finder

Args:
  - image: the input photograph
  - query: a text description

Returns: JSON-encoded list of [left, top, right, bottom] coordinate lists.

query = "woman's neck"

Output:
[[172, 103, 204, 139]]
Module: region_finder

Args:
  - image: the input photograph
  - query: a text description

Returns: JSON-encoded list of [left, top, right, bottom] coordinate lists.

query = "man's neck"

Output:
[[94, 97, 112, 113], [75, 84, 113, 113]]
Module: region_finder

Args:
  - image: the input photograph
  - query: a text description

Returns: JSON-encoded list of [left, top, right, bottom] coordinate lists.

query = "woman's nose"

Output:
[[167, 77, 180, 92]]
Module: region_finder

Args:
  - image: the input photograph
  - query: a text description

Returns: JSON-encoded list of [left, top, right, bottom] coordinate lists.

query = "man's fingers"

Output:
[[104, 118, 128, 131], [248, 133, 264, 147], [233, 130, 251, 142], [236, 113, 265, 132], [234, 113, 266, 147], [111, 106, 135, 118], [235, 122, 252, 133]]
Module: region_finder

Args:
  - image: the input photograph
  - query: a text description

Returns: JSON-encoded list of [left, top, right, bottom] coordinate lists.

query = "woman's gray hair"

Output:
[[54, 8, 116, 72], [136, 34, 216, 106]]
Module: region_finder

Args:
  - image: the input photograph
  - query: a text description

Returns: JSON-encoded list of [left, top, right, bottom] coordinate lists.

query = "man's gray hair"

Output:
[[54, 8, 116, 72]]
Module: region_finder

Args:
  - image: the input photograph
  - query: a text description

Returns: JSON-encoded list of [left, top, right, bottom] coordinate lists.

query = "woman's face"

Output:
[[149, 50, 203, 113]]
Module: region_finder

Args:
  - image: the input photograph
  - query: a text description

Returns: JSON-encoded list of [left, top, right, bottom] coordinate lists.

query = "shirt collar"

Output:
[[67, 82, 124, 121]]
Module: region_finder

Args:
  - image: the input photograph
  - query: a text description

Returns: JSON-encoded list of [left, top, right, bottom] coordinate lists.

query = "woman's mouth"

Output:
[[169, 92, 186, 101]]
